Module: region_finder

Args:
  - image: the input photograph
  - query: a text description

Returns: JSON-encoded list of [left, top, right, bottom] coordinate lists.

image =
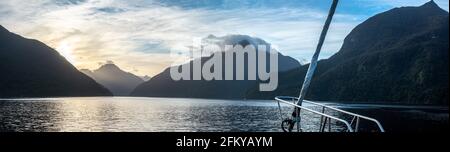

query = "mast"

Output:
[[291, 0, 338, 132], [296, 0, 339, 106]]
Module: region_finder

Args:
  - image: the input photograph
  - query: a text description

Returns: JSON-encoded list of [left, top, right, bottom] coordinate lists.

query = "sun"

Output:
[[56, 41, 76, 65]]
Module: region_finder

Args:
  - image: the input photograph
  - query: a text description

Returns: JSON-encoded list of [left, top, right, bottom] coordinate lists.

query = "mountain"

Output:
[[140, 75, 152, 81], [81, 63, 144, 96], [246, 1, 449, 105], [131, 35, 301, 99], [0, 25, 112, 97]]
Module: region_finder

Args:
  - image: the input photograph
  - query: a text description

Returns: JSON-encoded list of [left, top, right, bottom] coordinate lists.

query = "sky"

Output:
[[0, 0, 448, 76]]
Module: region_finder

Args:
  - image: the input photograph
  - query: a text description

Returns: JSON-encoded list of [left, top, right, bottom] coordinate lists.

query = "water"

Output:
[[0, 97, 447, 132]]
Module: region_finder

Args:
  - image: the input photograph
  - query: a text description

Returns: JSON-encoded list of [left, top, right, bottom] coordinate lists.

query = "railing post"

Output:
[[355, 117, 360, 132], [319, 106, 325, 131], [328, 119, 331, 132], [321, 118, 328, 132], [296, 108, 301, 132]]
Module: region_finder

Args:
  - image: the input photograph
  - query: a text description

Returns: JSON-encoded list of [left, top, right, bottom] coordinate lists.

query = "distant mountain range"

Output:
[[132, 1, 449, 105], [81, 63, 144, 96], [0, 25, 112, 97], [0, 1, 447, 105], [247, 1, 449, 105], [131, 35, 302, 99]]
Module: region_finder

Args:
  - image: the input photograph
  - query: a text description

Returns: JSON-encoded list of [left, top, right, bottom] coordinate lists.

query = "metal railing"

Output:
[[275, 96, 385, 132]]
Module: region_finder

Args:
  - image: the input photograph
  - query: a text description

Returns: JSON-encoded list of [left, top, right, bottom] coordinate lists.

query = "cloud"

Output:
[[2, 0, 443, 76]]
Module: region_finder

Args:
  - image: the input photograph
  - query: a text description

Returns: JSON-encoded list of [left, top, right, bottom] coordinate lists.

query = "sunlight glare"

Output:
[[56, 41, 76, 65]]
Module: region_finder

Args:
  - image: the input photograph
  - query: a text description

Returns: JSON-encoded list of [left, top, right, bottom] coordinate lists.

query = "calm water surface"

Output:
[[0, 97, 447, 132]]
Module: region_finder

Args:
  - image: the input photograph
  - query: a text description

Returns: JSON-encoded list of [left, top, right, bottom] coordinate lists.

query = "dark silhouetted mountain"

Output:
[[81, 63, 144, 96], [131, 35, 301, 99], [140, 75, 151, 81], [247, 1, 449, 105], [0, 25, 112, 97]]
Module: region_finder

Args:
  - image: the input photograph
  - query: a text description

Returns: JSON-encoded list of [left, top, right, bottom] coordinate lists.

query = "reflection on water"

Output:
[[0, 97, 447, 132], [0, 97, 284, 132]]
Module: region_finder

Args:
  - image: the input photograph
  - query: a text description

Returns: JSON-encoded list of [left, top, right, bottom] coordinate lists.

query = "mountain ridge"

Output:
[[0, 25, 112, 97], [81, 63, 144, 96], [246, 1, 449, 105], [131, 35, 302, 99]]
